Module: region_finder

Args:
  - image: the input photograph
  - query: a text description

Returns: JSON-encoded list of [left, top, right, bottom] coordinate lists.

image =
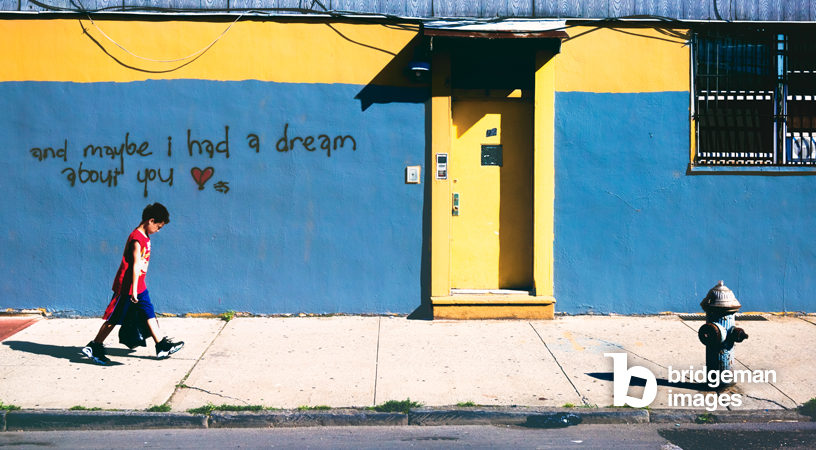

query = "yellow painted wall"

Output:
[[556, 26, 690, 93], [533, 51, 556, 298], [0, 19, 418, 84], [430, 49, 452, 298]]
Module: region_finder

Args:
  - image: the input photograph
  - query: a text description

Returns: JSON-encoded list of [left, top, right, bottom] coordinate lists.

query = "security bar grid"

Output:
[[694, 30, 816, 166]]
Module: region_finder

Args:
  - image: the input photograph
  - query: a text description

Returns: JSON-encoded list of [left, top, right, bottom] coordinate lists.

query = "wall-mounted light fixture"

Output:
[[405, 61, 430, 83], [405, 37, 431, 84]]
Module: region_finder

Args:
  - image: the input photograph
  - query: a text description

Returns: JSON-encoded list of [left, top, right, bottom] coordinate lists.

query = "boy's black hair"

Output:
[[142, 203, 170, 224]]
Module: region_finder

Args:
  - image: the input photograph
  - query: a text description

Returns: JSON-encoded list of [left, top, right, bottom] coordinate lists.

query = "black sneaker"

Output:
[[81, 341, 110, 365], [156, 337, 184, 359]]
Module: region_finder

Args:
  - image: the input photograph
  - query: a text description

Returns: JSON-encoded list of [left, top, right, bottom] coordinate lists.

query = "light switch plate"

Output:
[[406, 166, 421, 184]]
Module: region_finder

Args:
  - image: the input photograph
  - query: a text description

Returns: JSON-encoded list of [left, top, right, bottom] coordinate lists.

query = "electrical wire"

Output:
[[69, 0, 245, 63], [22, 0, 689, 28], [88, 14, 244, 63], [24, 0, 696, 56]]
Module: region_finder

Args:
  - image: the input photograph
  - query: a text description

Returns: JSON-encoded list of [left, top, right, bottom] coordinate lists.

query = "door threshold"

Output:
[[451, 289, 532, 295], [431, 293, 555, 320]]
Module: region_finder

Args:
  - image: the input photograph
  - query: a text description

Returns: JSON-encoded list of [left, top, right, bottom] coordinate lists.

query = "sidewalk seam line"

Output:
[[165, 319, 230, 407], [373, 316, 381, 407], [528, 322, 588, 406], [735, 357, 798, 409], [797, 316, 816, 327]]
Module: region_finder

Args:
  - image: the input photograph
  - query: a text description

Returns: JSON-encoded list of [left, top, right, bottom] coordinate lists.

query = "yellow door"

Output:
[[450, 99, 534, 290]]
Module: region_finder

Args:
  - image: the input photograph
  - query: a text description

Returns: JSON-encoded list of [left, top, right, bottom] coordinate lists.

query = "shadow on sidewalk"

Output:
[[587, 372, 718, 391], [1, 341, 156, 366]]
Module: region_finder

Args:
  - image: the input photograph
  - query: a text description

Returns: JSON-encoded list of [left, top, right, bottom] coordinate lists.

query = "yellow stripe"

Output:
[[534, 50, 556, 297], [430, 49, 452, 298], [0, 19, 418, 84], [556, 26, 691, 93]]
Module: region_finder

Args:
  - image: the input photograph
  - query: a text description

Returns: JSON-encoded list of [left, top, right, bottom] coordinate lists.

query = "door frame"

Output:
[[429, 45, 557, 302]]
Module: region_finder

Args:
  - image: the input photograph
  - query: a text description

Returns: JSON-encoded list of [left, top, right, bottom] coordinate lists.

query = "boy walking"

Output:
[[82, 203, 184, 365]]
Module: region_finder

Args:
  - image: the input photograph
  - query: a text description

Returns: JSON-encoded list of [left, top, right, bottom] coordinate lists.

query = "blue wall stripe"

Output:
[[555, 91, 815, 314], [6, 82, 813, 316]]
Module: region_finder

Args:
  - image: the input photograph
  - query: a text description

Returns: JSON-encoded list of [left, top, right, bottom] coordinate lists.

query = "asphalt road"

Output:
[[658, 422, 816, 449], [1, 423, 815, 449]]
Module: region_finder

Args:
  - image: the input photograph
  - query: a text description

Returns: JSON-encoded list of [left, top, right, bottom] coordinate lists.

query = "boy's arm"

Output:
[[130, 241, 142, 303]]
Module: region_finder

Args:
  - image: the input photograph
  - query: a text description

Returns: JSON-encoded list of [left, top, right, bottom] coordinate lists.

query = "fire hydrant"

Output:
[[697, 280, 749, 387]]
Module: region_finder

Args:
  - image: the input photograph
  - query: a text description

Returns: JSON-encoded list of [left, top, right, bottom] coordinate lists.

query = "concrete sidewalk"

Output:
[[1, 314, 814, 415]]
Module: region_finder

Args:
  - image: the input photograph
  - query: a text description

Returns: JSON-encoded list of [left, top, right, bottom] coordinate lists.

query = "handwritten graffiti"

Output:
[[213, 181, 229, 193], [247, 134, 260, 153], [83, 133, 151, 174], [30, 141, 68, 162], [191, 167, 215, 190], [62, 162, 123, 187], [188, 127, 229, 159], [245, 125, 358, 157], [28, 122, 359, 197], [138, 168, 174, 198]]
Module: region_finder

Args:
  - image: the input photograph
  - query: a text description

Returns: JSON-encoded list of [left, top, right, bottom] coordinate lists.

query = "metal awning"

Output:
[[423, 20, 568, 39]]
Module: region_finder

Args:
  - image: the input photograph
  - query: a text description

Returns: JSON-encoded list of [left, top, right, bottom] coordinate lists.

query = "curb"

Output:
[[209, 410, 407, 428], [408, 407, 649, 426], [4, 410, 208, 431], [0, 408, 810, 431], [649, 409, 812, 424]]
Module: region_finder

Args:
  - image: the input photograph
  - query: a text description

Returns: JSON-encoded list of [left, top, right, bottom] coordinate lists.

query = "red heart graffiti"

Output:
[[191, 167, 214, 190]]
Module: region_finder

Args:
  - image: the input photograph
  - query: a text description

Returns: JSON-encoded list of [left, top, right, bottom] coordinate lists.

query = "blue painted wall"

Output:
[[554, 91, 816, 314], [8, 83, 812, 316], [0, 80, 427, 315]]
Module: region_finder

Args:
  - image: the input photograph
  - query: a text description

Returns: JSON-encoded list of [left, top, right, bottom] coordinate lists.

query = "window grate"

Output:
[[695, 30, 816, 166], [784, 35, 816, 164], [694, 31, 776, 166]]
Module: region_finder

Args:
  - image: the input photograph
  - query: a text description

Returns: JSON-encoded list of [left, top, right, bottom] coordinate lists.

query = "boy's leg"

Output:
[[150, 317, 184, 358], [137, 290, 184, 358], [82, 291, 123, 365], [145, 317, 162, 343], [95, 291, 127, 344], [93, 322, 115, 344], [82, 320, 113, 365]]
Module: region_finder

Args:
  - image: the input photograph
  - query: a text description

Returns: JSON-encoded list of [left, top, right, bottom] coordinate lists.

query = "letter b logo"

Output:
[[605, 353, 657, 408]]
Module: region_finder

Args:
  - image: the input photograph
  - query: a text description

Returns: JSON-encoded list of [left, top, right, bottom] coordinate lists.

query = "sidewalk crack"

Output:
[[529, 322, 590, 406], [178, 385, 249, 405], [743, 394, 790, 409], [797, 317, 816, 328], [372, 316, 382, 407], [165, 320, 229, 407], [735, 357, 797, 409]]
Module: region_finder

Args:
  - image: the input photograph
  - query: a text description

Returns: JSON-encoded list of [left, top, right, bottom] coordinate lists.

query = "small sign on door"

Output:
[[481, 145, 502, 166]]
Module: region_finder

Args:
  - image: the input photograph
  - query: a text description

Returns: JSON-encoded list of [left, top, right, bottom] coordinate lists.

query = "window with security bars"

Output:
[[785, 35, 816, 164], [693, 31, 816, 166]]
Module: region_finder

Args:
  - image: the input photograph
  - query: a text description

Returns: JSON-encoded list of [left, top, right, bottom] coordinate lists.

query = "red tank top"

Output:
[[111, 229, 151, 294]]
